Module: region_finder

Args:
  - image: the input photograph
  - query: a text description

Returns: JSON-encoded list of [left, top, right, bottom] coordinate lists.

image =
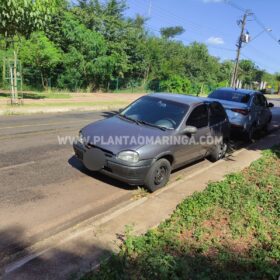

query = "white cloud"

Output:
[[206, 36, 225, 45], [203, 0, 224, 3]]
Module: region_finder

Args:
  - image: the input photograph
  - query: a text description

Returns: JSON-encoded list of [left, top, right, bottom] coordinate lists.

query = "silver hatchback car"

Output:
[[74, 93, 230, 192], [208, 88, 274, 140]]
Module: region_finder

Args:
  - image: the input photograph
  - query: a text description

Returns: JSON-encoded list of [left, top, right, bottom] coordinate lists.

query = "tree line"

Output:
[[0, 0, 279, 94]]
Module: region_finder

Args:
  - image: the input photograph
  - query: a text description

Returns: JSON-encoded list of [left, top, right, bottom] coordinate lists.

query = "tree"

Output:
[[19, 32, 62, 89], [72, 0, 146, 87], [160, 75, 191, 93], [275, 73, 280, 94], [0, 0, 58, 102], [57, 12, 108, 91], [160, 26, 185, 39], [0, 0, 58, 38], [184, 42, 221, 87]]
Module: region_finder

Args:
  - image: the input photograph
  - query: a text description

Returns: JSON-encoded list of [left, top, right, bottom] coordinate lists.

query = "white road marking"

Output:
[[5, 248, 51, 274], [0, 119, 93, 130], [0, 161, 36, 171]]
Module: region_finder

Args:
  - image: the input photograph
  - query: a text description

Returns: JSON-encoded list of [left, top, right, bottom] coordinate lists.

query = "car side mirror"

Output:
[[268, 102, 274, 108], [183, 126, 198, 134]]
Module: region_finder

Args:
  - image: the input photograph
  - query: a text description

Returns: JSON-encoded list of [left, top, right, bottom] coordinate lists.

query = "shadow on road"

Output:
[[68, 156, 135, 191], [0, 225, 111, 280], [1, 221, 279, 280]]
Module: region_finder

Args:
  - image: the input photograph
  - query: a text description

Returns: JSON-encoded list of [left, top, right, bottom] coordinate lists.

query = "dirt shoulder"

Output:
[[0, 93, 145, 115]]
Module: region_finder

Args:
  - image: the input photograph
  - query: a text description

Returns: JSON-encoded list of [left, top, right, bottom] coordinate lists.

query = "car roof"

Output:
[[213, 87, 257, 95], [149, 93, 207, 106]]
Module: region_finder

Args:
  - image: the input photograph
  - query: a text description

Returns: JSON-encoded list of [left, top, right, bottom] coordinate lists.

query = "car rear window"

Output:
[[209, 90, 251, 104]]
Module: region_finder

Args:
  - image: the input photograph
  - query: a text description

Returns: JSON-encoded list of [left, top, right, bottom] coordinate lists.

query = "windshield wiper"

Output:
[[137, 120, 168, 131], [118, 114, 140, 125]]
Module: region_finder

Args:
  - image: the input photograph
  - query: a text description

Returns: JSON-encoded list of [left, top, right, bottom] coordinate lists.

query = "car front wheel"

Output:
[[144, 158, 171, 192]]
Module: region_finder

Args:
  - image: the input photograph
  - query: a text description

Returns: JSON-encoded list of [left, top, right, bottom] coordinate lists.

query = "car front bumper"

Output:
[[73, 142, 152, 186]]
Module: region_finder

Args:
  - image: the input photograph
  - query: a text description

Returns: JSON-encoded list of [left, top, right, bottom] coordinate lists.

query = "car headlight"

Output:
[[78, 132, 84, 144], [117, 151, 139, 163]]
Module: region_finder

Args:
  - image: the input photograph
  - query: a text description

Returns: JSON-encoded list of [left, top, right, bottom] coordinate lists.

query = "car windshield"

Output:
[[119, 96, 189, 129], [209, 90, 251, 104]]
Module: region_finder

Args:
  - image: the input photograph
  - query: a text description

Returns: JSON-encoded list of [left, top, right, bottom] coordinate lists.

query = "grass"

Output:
[[111, 86, 149, 94], [85, 146, 280, 280]]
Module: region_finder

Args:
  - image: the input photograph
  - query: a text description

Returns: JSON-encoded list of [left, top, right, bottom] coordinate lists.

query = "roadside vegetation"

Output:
[[1, 0, 280, 95], [85, 146, 280, 280]]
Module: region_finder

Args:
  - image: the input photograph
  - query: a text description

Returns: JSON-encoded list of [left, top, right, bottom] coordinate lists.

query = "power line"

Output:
[[136, 1, 278, 73], [241, 53, 278, 73], [252, 14, 280, 45], [224, 0, 246, 12], [224, 0, 280, 47], [245, 44, 280, 67], [132, 1, 232, 40]]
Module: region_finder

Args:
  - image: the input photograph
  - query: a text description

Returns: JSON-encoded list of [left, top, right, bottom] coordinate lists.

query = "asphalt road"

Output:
[[0, 100, 280, 265]]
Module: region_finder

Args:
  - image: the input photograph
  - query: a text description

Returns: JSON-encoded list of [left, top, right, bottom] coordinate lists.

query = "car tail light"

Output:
[[231, 108, 250, 115]]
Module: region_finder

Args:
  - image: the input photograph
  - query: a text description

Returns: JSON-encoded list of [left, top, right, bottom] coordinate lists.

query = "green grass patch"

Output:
[[111, 86, 149, 94], [86, 146, 280, 280]]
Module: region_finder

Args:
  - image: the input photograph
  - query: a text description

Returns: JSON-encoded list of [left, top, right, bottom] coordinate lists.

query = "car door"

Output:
[[209, 102, 229, 145], [174, 104, 210, 166], [258, 94, 271, 126], [251, 94, 263, 128]]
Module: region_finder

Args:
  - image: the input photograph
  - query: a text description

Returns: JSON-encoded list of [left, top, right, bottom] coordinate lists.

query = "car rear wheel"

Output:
[[144, 158, 171, 192], [208, 138, 228, 162], [263, 116, 272, 133], [244, 125, 256, 142]]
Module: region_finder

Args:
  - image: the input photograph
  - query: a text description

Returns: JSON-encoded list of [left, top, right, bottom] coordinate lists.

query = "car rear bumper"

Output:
[[73, 142, 152, 186]]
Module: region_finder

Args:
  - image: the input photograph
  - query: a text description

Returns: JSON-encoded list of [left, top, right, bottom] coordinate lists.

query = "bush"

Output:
[[159, 75, 192, 94]]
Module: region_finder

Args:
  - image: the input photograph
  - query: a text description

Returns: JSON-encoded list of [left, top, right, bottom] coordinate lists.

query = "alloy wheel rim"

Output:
[[154, 166, 166, 185], [218, 142, 227, 159]]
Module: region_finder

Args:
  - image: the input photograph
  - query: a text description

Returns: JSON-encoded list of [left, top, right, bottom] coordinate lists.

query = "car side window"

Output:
[[186, 104, 208, 129], [254, 94, 265, 106], [209, 102, 227, 126], [259, 94, 268, 107]]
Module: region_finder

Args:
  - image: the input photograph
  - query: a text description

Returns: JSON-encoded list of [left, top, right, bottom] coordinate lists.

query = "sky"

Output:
[[124, 0, 280, 74]]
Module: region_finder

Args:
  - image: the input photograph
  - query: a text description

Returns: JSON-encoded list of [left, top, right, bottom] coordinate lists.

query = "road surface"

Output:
[[0, 100, 279, 267]]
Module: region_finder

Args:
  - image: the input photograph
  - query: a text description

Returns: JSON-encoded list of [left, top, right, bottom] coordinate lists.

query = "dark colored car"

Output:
[[208, 88, 274, 140], [73, 93, 230, 192]]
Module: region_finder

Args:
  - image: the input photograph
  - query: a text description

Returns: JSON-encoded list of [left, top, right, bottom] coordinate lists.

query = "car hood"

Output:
[[81, 116, 171, 154]]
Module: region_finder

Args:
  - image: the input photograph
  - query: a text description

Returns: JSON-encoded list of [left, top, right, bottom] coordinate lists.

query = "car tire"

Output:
[[208, 138, 228, 162], [263, 116, 272, 133], [144, 158, 171, 192], [244, 124, 256, 142]]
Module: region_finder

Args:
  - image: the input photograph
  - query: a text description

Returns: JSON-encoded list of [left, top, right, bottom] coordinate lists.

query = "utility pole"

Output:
[[148, 0, 152, 17], [231, 11, 251, 88]]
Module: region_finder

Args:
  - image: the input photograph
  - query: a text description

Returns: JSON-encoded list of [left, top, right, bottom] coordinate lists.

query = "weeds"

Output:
[[86, 146, 280, 280], [132, 187, 149, 200]]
